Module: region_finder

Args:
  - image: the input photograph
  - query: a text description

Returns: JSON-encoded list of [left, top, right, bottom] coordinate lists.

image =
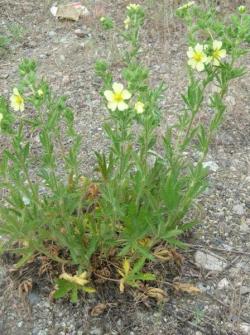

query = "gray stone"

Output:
[[28, 291, 41, 305], [0, 73, 9, 79], [48, 31, 56, 37], [194, 251, 227, 272], [90, 327, 103, 335], [0, 266, 6, 285], [240, 286, 250, 295]]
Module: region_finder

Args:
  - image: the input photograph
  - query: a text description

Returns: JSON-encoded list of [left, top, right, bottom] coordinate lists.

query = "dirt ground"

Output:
[[0, 1, 250, 334]]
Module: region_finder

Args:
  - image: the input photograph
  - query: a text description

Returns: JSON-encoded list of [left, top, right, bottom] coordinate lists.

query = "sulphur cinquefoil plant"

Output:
[[0, 3, 249, 302]]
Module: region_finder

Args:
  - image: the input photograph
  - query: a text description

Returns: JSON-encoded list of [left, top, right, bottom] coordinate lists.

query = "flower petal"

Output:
[[195, 44, 203, 52], [219, 49, 227, 58], [188, 59, 196, 68], [107, 101, 118, 111], [196, 62, 205, 72], [112, 82, 124, 93], [121, 89, 131, 100], [104, 90, 114, 102], [187, 47, 194, 58], [20, 102, 25, 112], [213, 58, 220, 66], [117, 102, 128, 111], [13, 88, 19, 96], [213, 40, 222, 50]]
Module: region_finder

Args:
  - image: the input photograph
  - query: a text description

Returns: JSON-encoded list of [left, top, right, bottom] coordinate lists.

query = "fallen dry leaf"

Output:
[[90, 303, 107, 316], [86, 183, 100, 199], [153, 247, 184, 266], [173, 282, 201, 294], [94, 267, 111, 283], [146, 287, 168, 303], [18, 279, 32, 296], [153, 247, 173, 261]]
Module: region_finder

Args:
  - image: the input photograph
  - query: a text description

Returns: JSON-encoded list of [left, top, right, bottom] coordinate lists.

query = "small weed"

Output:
[[7, 23, 26, 43]]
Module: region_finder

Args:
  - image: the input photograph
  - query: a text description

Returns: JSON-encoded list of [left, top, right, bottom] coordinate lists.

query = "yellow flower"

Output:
[[104, 83, 131, 111], [10, 88, 24, 112], [60, 272, 89, 286], [238, 5, 246, 14], [210, 40, 226, 66], [134, 101, 144, 114], [127, 3, 141, 11], [124, 17, 131, 30], [178, 1, 195, 11], [0, 113, 3, 124], [187, 44, 208, 72], [100, 16, 105, 22], [38, 89, 44, 96]]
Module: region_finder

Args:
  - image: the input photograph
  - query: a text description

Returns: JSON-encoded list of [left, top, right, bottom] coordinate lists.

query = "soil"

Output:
[[0, 1, 250, 335]]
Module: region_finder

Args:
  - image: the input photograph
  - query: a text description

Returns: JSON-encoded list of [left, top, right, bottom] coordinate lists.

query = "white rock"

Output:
[[59, 54, 65, 62], [240, 222, 249, 233], [50, 5, 58, 17], [240, 323, 250, 334], [217, 278, 229, 290], [225, 95, 236, 106], [202, 161, 219, 172], [194, 251, 227, 272], [48, 31, 56, 37], [233, 204, 245, 216]]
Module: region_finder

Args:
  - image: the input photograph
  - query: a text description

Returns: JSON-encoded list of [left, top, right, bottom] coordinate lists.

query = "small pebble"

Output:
[[217, 278, 229, 290], [233, 204, 245, 216], [75, 29, 86, 38]]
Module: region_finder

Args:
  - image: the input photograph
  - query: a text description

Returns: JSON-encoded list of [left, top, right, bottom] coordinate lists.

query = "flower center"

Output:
[[113, 92, 123, 103], [193, 52, 203, 62], [15, 95, 23, 105], [212, 49, 221, 60]]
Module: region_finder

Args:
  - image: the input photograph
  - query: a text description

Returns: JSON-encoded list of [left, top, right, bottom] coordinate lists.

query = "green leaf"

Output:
[[53, 279, 72, 299], [15, 250, 34, 268], [166, 239, 188, 249], [163, 229, 183, 239], [133, 273, 156, 281], [181, 220, 198, 231], [70, 287, 78, 303]]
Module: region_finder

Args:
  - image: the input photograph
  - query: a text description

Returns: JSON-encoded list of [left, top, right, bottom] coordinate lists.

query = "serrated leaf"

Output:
[[53, 279, 72, 299]]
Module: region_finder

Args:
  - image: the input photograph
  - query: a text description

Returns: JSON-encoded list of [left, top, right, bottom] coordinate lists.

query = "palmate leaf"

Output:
[[53, 279, 72, 300], [54, 278, 95, 303]]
